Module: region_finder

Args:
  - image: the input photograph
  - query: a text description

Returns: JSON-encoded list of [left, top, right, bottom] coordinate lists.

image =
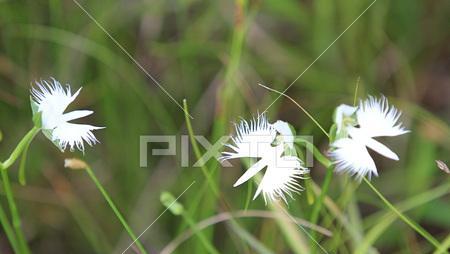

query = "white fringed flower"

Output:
[[356, 96, 409, 137], [221, 115, 276, 161], [31, 78, 103, 152], [221, 114, 308, 204], [329, 96, 409, 180]]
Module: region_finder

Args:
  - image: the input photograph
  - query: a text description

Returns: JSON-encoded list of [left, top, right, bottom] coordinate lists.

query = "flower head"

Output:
[[221, 114, 308, 204], [221, 114, 276, 161], [31, 78, 103, 152], [329, 96, 409, 180]]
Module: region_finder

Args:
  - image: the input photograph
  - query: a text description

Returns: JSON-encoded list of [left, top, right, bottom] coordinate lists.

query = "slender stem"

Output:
[[310, 166, 334, 224], [0, 126, 39, 253], [309, 165, 333, 253], [258, 84, 330, 138], [243, 178, 252, 210], [296, 137, 331, 168], [353, 76, 360, 106], [257, 86, 333, 251], [2, 126, 40, 170], [308, 142, 442, 251], [183, 99, 220, 198], [85, 167, 147, 254], [1, 170, 31, 254], [45, 167, 112, 253], [363, 178, 441, 249], [434, 234, 450, 254], [18, 143, 30, 186], [0, 201, 20, 253], [296, 138, 334, 252], [260, 77, 442, 250]]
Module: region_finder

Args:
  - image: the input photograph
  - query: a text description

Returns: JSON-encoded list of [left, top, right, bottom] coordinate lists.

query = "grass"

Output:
[[0, 0, 449, 253]]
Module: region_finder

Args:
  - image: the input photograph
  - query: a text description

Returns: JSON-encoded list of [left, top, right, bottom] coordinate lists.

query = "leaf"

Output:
[[305, 178, 315, 205], [18, 141, 30, 186]]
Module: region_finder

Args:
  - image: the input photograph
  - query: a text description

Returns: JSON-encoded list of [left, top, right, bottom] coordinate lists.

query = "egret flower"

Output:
[[30, 78, 103, 152], [329, 96, 409, 180], [220, 114, 308, 204]]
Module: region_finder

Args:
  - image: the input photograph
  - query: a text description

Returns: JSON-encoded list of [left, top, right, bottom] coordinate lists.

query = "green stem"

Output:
[[18, 143, 31, 186], [295, 137, 331, 167], [2, 126, 40, 170], [258, 84, 330, 138], [434, 234, 450, 254], [0, 126, 39, 253], [353, 76, 360, 106], [243, 178, 252, 210], [296, 137, 334, 251], [85, 166, 147, 254], [309, 166, 333, 253], [280, 81, 441, 250], [363, 178, 441, 249], [0, 201, 20, 253], [310, 166, 333, 225], [310, 167, 333, 224], [1, 170, 31, 254], [309, 144, 441, 250], [183, 99, 220, 198]]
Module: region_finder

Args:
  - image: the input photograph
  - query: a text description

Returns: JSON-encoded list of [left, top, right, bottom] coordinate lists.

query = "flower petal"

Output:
[[62, 110, 94, 122], [357, 96, 409, 137], [330, 138, 378, 180], [253, 155, 308, 204], [220, 114, 276, 160], [348, 127, 399, 161], [233, 158, 267, 187], [51, 122, 103, 152], [364, 137, 399, 161], [31, 78, 82, 129]]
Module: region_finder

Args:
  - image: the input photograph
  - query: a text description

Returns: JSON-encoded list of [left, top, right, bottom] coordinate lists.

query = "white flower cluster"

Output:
[[222, 96, 408, 204], [28, 78, 409, 204]]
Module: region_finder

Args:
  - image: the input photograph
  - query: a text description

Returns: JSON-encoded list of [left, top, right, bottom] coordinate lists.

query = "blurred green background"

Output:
[[0, 0, 449, 253]]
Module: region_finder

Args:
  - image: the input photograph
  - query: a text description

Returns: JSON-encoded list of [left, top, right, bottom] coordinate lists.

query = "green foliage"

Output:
[[0, 0, 449, 253]]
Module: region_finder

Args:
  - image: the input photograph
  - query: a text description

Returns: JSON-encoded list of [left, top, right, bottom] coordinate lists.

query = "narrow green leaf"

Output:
[[18, 141, 30, 185]]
